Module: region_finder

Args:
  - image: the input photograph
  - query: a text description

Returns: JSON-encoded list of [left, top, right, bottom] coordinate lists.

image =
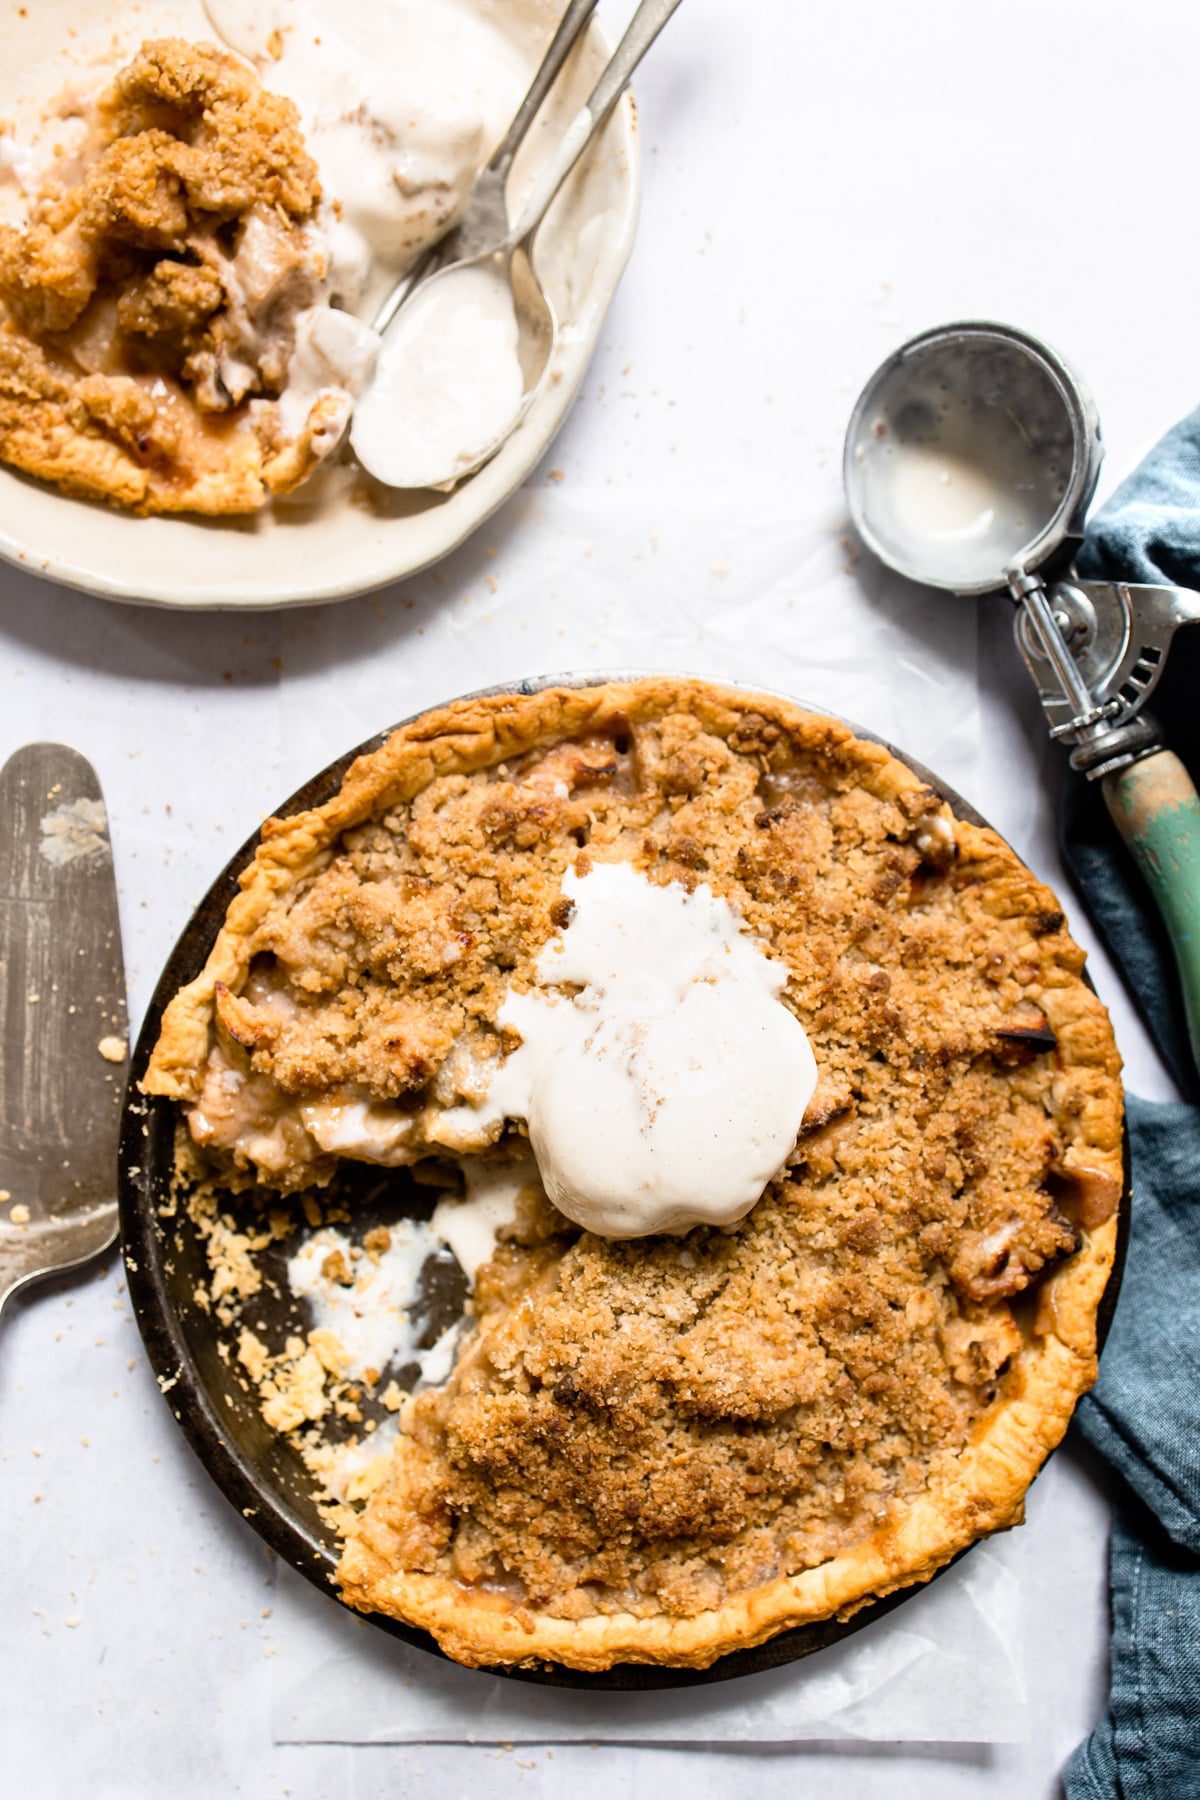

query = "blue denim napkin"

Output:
[[1058, 410, 1200, 1797]]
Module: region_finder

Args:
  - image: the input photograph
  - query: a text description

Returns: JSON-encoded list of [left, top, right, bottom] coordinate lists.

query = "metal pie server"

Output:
[[0, 744, 128, 1322]]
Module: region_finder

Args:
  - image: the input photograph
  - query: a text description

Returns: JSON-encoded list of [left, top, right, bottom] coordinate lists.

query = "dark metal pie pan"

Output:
[[118, 673, 1129, 1690]]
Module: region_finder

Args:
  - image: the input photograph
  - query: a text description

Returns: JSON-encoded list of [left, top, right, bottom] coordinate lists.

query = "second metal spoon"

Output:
[[351, 0, 683, 490], [371, 0, 601, 338]]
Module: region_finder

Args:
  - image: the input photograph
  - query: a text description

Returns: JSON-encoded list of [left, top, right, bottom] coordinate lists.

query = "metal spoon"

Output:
[[372, 0, 601, 338], [351, 0, 684, 489]]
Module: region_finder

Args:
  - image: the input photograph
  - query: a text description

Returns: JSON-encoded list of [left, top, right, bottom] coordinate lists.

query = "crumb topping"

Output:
[[0, 38, 335, 514]]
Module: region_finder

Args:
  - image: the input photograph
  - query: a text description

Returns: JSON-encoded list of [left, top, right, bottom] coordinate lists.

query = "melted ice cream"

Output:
[[351, 263, 524, 488], [203, 0, 534, 481], [204, 0, 527, 314], [275, 304, 381, 444], [287, 1221, 460, 1383], [852, 368, 1072, 590], [430, 1154, 540, 1285]]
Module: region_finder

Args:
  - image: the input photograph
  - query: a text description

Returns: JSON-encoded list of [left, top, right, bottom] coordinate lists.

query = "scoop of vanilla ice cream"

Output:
[[526, 973, 817, 1237], [438, 862, 819, 1238]]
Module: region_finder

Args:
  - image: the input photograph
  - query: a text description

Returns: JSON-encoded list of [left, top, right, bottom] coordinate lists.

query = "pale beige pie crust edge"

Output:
[[143, 677, 1124, 1671]]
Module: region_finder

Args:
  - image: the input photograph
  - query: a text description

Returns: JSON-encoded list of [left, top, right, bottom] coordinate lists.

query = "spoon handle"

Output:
[[372, 0, 601, 333], [490, 0, 600, 183], [512, 0, 685, 245]]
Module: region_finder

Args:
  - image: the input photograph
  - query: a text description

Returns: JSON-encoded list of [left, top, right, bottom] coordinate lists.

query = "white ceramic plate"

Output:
[[0, 0, 639, 609]]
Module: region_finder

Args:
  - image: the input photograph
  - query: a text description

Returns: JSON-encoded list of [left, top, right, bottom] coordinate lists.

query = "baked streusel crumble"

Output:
[[145, 678, 1123, 1670], [0, 39, 351, 514]]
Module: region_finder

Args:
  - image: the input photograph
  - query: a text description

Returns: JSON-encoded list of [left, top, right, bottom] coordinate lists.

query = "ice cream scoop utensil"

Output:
[[845, 321, 1200, 1076], [353, 0, 684, 485], [0, 744, 127, 1322], [373, 0, 600, 337]]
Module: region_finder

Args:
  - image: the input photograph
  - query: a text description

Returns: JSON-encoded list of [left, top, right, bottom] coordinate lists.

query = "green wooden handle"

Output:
[[1102, 750, 1200, 1077]]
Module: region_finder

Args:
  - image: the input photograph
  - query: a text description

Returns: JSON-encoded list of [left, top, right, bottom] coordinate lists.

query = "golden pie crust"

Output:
[[145, 678, 1124, 1671]]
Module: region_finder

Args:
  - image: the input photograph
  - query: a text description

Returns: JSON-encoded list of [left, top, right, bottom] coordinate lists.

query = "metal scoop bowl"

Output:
[[846, 321, 1200, 1076], [845, 321, 1101, 595]]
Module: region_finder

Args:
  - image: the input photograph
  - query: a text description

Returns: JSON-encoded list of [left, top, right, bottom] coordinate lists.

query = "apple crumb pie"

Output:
[[0, 38, 354, 514], [145, 678, 1123, 1671]]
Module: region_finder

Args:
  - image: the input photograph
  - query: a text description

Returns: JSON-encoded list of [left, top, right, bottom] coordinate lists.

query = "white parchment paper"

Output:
[[274, 486, 982, 802], [270, 1478, 1039, 1746]]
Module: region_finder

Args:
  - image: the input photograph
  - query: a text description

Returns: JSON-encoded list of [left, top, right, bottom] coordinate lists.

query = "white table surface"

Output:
[[1, 0, 1189, 1792]]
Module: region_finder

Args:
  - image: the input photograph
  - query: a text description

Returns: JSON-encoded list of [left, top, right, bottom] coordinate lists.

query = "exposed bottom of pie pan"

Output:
[[118, 672, 1129, 1690]]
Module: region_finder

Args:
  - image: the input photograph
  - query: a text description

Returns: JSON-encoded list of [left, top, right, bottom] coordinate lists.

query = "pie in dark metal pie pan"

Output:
[[118, 675, 1130, 1691]]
